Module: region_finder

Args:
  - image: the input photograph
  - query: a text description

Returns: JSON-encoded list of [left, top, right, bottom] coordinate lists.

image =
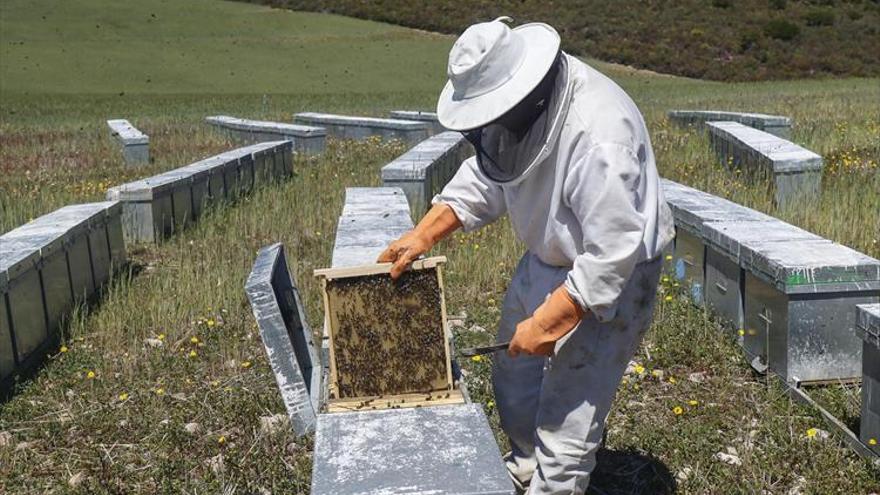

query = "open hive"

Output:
[[315, 257, 461, 411]]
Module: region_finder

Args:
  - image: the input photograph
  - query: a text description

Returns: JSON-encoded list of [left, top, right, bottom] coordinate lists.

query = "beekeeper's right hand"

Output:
[[378, 203, 462, 280]]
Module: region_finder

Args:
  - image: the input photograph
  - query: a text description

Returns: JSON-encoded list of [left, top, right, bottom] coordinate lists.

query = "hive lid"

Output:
[[745, 240, 880, 294], [702, 219, 824, 261], [294, 112, 429, 130], [1, 228, 66, 258], [856, 303, 880, 349], [0, 246, 40, 287], [311, 404, 511, 495]]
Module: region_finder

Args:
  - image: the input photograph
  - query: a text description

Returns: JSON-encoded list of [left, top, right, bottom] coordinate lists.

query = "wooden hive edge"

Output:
[[325, 388, 465, 413], [313, 256, 446, 280]]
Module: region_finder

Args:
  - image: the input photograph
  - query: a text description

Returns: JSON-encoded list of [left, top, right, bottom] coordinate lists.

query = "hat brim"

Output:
[[436, 23, 561, 132]]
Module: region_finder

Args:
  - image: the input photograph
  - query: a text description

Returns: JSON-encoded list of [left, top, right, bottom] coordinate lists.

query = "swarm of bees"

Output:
[[326, 268, 448, 398]]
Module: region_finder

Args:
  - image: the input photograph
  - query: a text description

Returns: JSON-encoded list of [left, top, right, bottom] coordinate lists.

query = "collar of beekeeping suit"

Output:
[[436, 16, 561, 131]]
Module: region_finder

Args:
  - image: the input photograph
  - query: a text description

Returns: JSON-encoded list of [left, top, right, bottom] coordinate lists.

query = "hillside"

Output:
[[251, 0, 880, 81]]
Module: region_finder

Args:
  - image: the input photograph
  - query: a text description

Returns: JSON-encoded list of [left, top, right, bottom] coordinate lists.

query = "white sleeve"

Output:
[[431, 156, 507, 232], [563, 143, 648, 322]]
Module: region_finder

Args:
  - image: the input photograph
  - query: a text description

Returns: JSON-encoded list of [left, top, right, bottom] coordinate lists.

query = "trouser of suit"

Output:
[[492, 252, 662, 494]]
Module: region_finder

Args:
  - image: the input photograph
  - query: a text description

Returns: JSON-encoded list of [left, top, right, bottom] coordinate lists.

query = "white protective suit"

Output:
[[433, 54, 675, 492]]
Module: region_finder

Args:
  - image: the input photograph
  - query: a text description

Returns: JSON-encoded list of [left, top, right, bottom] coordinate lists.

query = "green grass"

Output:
[[1, 0, 879, 493]]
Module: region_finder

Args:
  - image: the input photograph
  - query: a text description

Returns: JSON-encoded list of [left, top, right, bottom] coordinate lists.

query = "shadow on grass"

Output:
[[588, 447, 676, 495]]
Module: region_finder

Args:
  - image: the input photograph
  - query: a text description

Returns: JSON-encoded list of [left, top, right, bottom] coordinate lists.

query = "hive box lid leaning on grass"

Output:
[[314, 256, 459, 408]]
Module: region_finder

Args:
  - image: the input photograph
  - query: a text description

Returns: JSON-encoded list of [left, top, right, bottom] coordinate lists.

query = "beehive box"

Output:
[[314, 256, 462, 411]]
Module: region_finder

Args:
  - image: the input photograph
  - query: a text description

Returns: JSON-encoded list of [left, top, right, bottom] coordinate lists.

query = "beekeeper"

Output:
[[378, 17, 674, 494]]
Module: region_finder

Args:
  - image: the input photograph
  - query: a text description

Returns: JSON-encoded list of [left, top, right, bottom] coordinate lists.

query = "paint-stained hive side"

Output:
[[325, 268, 448, 398]]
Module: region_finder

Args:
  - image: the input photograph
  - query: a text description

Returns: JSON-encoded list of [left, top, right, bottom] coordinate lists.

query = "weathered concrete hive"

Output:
[[380, 131, 473, 215], [701, 219, 823, 332], [389, 110, 446, 135], [740, 239, 879, 383], [668, 109, 792, 138], [293, 112, 429, 145], [1, 201, 126, 392], [660, 178, 772, 304], [107, 119, 149, 166], [107, 141, 292, 243], [205, 115, 326, 155], [706, 121, 823, 208], [856, 303, 880, 454]]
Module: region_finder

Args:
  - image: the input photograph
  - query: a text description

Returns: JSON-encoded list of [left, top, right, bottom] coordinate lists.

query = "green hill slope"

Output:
[[254, 0, 880, 81]]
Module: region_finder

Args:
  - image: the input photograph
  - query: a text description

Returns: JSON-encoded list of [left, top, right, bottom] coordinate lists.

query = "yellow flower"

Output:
[[471, 355, 482, 363], [664, 295, 673, 302], [218, 435, 226, 445], [207, 319, 215, 328], [190, 336, 199, 344], [688, 400, 698, 406], [672, 406, 683, 415], [633, 383, 640, 390], [633, 364, 645, 375], [118, 392, 129, 401], [155, 387, 165, 395], [241, 361, 252, 369], [211, 380, 220, 387], [487, 400, 495, 408], [86, 370, 96, 379], [60, 345, 68, 353], [665, 255, 673, 261], [869, 438, 877, 446], [188, 350, 197, 358], [668, 377, 677, 384], [651, 370, 663, 378], [157, 333, 166, 341], [806, 427, 818, 438], [673, 282, 680, 288], [738, 329, 746, 336]]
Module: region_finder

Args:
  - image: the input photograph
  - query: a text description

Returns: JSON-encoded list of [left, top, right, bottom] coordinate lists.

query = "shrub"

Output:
[[764, 19, 801, 40], [769, 0, 787, 10], [804, 8, 836, 26]]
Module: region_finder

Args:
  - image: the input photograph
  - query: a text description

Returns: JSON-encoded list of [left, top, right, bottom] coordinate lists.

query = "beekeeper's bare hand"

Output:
[[377, 231, 432, 280], [377, 204, 463, 280]]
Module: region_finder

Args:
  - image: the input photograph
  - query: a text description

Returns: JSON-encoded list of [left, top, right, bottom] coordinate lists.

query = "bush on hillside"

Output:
[[804, 8, 836, 26], [764, 19, 801, 40]]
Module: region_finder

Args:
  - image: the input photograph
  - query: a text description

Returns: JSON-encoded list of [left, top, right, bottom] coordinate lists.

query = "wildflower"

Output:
[[207, 319, 216, 328], [86, 370, 96, 379], [188, 350, 197, 358], [673, 282, 680, 288], [633, 383, 640, 390], [672, 406, 683, 415], [471, 355, 482, 363], [60, 345, 68, 353], [668, 377, 677, 384], [211, 380, 220, 387], [651, 369, 663, 378], [688, 400, 698, 406], [665, 255, 673, 261], [241, 361, 252, 369], [487, 400, 495, 409], [218, 435, 226, 445], [190, 336, 199, 344], [662, 276, 669, 283], [869, 438, 877, 446], [664, 295, 673, 302], [118, 392, 129, 401], [806, 427, 818, 438], [738, 329, 746, 336], [157, 333, 166, 341], [633, 364, 645, 375], [155, 387, 165, 395]]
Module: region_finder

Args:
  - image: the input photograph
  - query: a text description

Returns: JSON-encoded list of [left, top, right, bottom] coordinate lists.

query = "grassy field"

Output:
[[1, 0, 879, 493]]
